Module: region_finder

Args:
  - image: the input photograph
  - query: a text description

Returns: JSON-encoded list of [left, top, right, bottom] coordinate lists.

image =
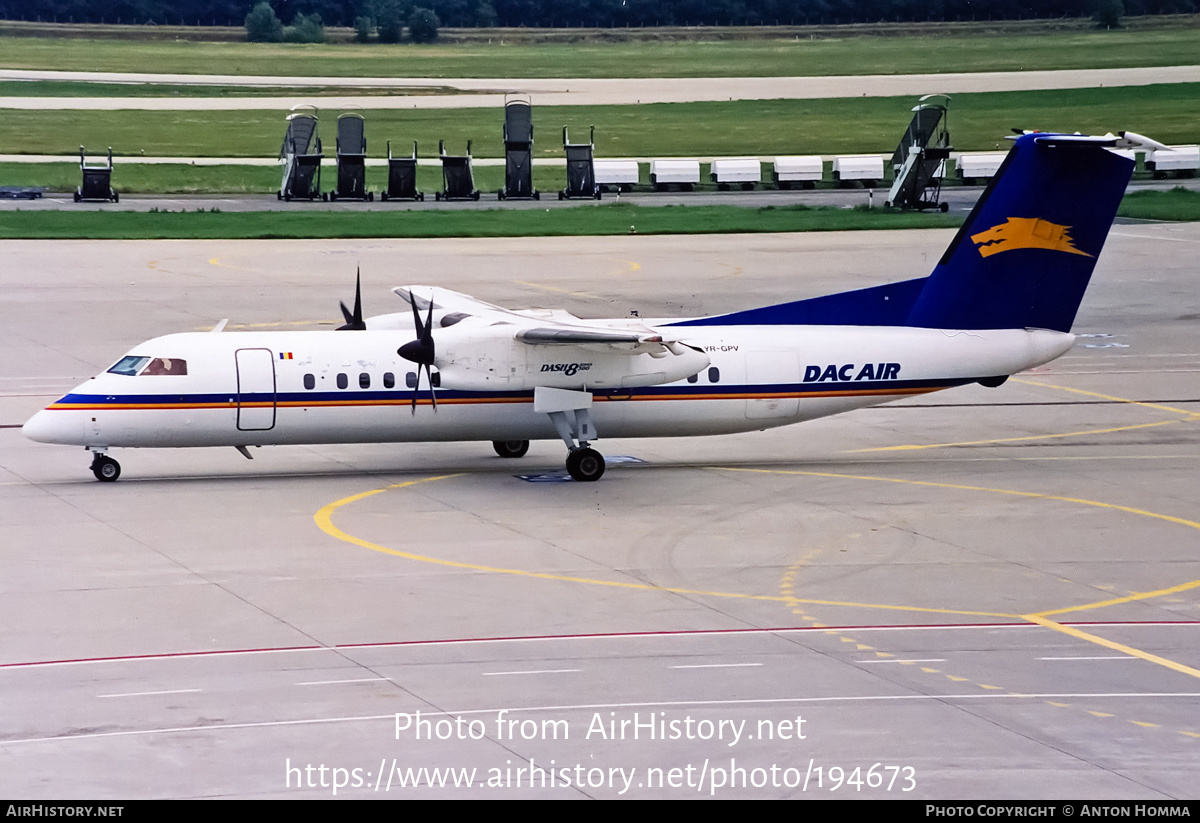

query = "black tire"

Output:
[[91, 455, 121, 482], [493, 440, 530, 459], [277, 191, 283, 200], [368, 192, 374, 202], [558, 191, 565, 200], [566, 448, 605, 482], [74, 191, 81, 202], [381, 192, 389, 201], [534, 191, 540, 201], [939, 202, 949, 213], [112, 191, 119, 202], [473, 191, 480, 201]]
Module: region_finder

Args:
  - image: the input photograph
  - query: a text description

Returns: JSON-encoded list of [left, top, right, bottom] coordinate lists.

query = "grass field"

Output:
[[3, 85, 1198, 163], [0, 189, 1195, 240], [2, 25, 1199, 79], [0, 202, 964, 239]]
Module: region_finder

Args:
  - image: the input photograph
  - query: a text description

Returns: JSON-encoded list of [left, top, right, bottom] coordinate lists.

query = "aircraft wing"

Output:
[[394, 285, 699, 355], [394, 286, 513, 320]]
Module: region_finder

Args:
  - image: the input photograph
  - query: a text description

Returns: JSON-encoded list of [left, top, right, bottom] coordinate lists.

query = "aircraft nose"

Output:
[[22, 408, 82, 445]]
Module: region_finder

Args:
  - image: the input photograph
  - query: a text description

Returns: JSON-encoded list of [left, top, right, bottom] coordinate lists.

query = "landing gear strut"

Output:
[[533, 387, 607, 482], [493, 440, 530, 458], [90, 453, 121, 482]]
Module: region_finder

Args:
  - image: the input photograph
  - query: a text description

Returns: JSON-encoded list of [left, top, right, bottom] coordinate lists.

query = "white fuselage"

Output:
[[23, 323, 1074, 452]]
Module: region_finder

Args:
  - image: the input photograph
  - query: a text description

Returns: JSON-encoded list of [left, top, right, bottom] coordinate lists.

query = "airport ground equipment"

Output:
[[74, 146, 117, 203], [831, 155, 884, 187], [772, 156, 822, 189], [0, 186, 43, 200], [560, 126, 600, 200], [710, 158, 761, 190], [278, 105, 324, 201], [956, 152, 1007, 185], [381, 141, 424, 201], [650, 159, 701, 192], [594, 159, 639, 192], [330, 111, 372, 201], [885, 94, 952, 211], [435, 140, 480, 201], [1145, 144, 1199, 178], [499, 95, 538, 200]]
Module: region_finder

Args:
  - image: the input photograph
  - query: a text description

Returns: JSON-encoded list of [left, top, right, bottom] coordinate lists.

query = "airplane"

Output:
[[23, 131, 1150, 483]]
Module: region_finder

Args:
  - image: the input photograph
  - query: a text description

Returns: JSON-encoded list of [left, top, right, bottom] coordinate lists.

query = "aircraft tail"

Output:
[[905, 133, 1134, 332], [668, 132, 1136, 333]]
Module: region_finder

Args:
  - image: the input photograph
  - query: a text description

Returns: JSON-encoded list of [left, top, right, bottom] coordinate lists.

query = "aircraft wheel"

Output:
[[566, 448, 605, 482], [91, 454, 121, 483], [493, 440, 530, 459]]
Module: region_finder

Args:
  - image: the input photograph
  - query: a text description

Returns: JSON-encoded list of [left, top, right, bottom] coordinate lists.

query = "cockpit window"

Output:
[[142, 358, 187, 376], [106, 356, 187, 376], [107, 356, 150, 376]]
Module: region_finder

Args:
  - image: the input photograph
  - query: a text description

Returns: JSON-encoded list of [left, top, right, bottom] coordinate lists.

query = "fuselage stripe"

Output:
[[44, 381, 962, 413]]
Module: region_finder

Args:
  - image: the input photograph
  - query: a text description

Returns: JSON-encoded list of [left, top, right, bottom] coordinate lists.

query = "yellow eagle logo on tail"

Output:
[[971, 218, 1093, 259]]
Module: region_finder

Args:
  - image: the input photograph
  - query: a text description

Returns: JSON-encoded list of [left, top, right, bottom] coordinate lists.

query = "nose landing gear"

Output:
[[90, 453, 121, 482]]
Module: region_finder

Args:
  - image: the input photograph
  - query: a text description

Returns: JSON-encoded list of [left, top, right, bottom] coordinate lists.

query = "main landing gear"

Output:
[[565, 447, 605, 482], [493, 440, 530, 458], [534, 386, 607, 482], [90, 452, 121, 482]]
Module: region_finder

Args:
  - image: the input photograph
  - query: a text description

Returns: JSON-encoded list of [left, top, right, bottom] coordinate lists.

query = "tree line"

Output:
[[0, 0, 1192, 29]]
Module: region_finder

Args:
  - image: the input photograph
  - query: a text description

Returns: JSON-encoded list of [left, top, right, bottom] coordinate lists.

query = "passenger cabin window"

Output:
[[687, 373, 698, 384], [359, 372, 371, 389], [406, 372, 418, 388], [303, 374, 315, 390], [336, 373, 348, 390], [383, 372, 395, 389], [142, 358, 187, 376], [708, 367, 720, 383]]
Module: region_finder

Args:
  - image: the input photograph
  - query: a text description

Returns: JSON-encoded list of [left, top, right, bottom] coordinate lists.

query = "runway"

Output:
[[1, 227, 1198, 798]]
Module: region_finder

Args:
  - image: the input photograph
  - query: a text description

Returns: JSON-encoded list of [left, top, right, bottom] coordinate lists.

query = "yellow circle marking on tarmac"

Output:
[[315, 467, 1200, 680], [723, 466, 1200, 680], [313, 474, 1013, 618]]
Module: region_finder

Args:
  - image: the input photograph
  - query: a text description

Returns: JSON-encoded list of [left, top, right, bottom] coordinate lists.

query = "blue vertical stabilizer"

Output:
[[906, 134, 1134, 332], [669, 133, 1134, 332]]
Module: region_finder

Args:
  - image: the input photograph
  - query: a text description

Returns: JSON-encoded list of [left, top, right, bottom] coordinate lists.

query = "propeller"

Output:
[[398, 292, 437, 414], [337, 267, 366, 330]]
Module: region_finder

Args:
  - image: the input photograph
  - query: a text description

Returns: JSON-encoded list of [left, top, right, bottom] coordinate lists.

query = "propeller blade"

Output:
[[398, 292, 438, 413], [336, 268, 366, 330]]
